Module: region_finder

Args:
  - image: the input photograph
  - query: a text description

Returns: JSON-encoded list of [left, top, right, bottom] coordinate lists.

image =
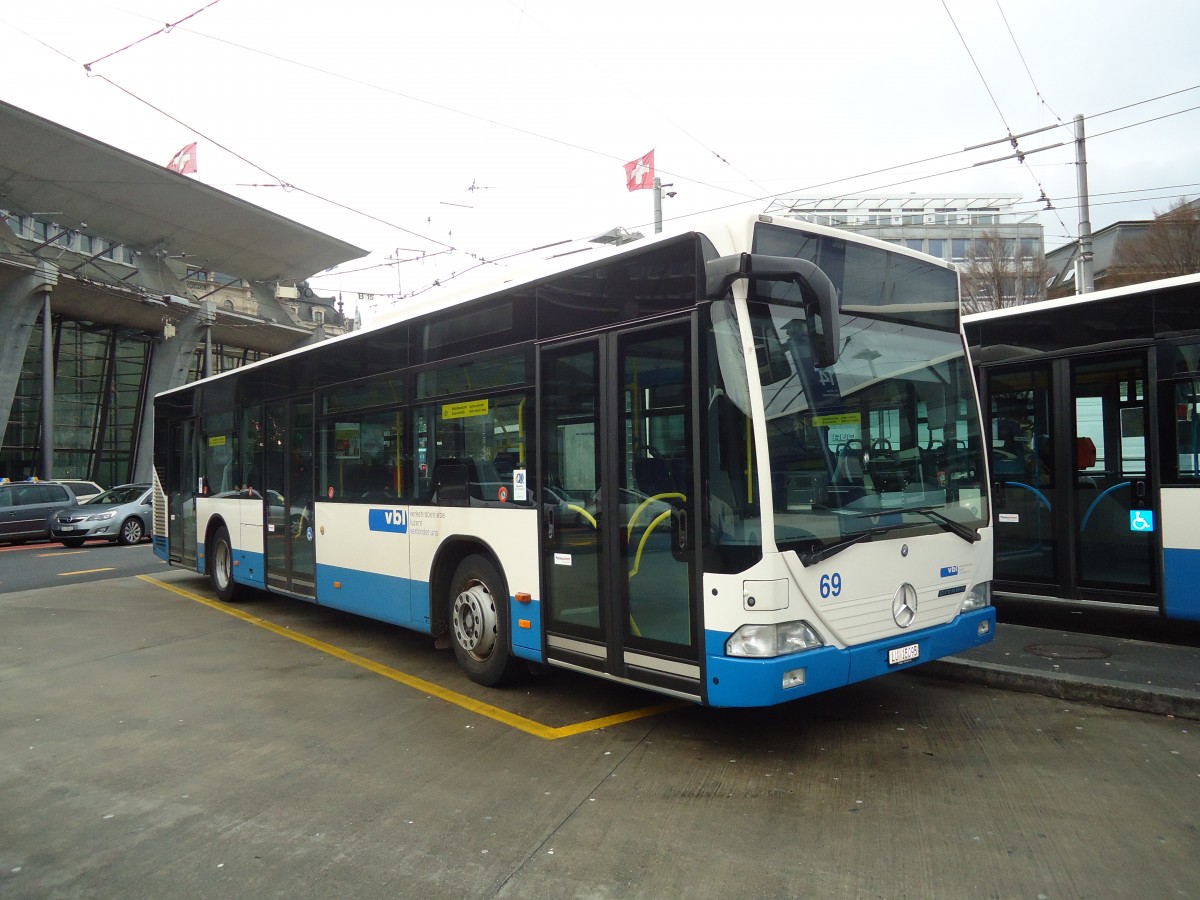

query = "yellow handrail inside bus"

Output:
[[626, 492, 686, 542], [566, 503, 597, 529], [518, 397, 526, 465], [628, 509, 673, 578]]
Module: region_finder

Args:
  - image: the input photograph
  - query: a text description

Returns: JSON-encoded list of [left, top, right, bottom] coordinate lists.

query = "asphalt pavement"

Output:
[[922, 616, 1200, 720]]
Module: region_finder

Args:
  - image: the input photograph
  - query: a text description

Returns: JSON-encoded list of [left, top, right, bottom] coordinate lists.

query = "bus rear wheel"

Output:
[[209, 525, 243, 603], [448, 554, 518, 687]]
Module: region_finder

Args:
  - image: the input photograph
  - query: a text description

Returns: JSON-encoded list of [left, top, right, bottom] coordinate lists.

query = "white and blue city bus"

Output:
[[966, 272, 1200, 622], [153, 211, 995, 707]]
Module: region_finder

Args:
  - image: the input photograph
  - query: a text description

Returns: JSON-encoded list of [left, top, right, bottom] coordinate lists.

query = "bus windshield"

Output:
[[710, 224, 989, 558]]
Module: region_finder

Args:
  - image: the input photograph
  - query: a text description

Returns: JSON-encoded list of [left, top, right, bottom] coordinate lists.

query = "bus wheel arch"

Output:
[[433, 539, 518, 686], [206, 518, 243, 603]]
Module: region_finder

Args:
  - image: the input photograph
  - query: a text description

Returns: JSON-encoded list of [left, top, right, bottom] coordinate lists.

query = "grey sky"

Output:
[[4, 0, 1198, 316]]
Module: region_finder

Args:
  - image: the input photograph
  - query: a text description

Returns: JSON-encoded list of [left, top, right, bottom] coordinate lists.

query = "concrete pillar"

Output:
[[0, 263, 58, 471], [130, 307, 209, 483]]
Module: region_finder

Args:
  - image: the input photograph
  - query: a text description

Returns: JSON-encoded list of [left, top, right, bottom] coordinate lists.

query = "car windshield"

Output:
[[87, 485, 146, 505]]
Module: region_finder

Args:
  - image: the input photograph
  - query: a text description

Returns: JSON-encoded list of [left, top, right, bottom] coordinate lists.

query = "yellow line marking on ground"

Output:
[[42, 550, 88, 557], [59, 567, 115, 576], [138, 574, 684, 739]]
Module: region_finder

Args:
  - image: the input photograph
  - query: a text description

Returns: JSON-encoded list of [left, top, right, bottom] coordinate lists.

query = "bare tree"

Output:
[[1112, 197, 1200, 282], [959, 230, 1049, 314]]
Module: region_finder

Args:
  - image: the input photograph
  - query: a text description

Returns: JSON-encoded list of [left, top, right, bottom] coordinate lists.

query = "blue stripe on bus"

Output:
[[1164, 548, 1200, 622], [313, 563, 544, 662], [316, 564, 418, 628], [509, 596, 544, 663], [702, 607, 996, 708], [235, 549, 265, 590]]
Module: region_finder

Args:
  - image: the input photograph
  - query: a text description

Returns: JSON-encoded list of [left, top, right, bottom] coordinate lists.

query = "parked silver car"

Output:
[[51, 483, 152, 547], [0, 480, 79, 544]]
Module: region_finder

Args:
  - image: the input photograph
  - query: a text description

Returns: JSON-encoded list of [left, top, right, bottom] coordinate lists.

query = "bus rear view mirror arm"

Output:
[[704, 252, 841, 368]]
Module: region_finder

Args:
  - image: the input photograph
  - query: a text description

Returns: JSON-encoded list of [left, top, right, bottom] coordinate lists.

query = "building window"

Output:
[[927, 239, 945, 259], [905, 239, 924, 252], [951, 238, 970, 261]]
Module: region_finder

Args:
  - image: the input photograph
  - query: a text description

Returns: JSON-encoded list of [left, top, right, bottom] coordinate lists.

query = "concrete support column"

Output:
[[130, 307, 209, 483], [39, 289, 54, 478], [0, 263, 57, 476]]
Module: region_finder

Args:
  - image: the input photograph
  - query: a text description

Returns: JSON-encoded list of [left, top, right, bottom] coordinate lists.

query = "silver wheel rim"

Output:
[[123, 520, 141, 543], [452, 581, 498, 661], [215, 540, 231, 590]]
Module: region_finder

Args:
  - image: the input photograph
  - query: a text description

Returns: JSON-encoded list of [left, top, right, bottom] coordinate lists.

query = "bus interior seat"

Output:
[[492, 451, 519, 478], [428, 458, 475, 503], [634, 457, 674, 496], [833, 441, 865, 486]]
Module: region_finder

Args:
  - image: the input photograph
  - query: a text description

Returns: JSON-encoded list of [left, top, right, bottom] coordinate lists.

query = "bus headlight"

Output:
[[726, 620, 825, 658], [959, 581, 992, 612]]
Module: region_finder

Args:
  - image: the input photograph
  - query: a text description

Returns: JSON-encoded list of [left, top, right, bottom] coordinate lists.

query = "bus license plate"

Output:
[[888, 643, 920, 666]]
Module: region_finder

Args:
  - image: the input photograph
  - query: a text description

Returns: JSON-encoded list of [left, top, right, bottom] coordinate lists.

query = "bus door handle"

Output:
[[546, 506, 556, 541], [992, 480, 1006, 507], [1133, 479, 1148, 507], [672, 506, 688, 557]]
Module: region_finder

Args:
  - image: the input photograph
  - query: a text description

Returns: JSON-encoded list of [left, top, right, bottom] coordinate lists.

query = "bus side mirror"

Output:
[[704, 253, 840, 367]]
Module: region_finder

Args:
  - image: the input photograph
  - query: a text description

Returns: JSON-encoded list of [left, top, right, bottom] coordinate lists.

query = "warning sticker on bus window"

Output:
[[441, 399, 489, 420], [554, 553, 572, 566]]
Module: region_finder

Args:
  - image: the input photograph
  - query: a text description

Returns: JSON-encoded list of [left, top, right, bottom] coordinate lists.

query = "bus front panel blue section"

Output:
[[703, 608, 995, 707], [1163, 548, 1200, 621]]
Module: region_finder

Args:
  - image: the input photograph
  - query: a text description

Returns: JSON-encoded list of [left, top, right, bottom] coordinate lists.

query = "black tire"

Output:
[[117, 516, 145, 546], [209, 525, 243, 603], [59, 538, 86, 548], [448, 554, 519, 687]]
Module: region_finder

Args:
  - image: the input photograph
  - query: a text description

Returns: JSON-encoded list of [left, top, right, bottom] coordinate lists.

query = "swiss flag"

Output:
[[166, 142, 198, 174], [623, 150, 654, 191]]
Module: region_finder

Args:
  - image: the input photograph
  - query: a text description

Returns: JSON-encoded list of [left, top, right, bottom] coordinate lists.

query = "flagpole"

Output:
[[653, 177, 662, 234]]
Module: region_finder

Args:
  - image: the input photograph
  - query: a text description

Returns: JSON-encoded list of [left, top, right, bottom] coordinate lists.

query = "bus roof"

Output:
[[963, 271, 1200, 326], [156, 208, 957, 399]]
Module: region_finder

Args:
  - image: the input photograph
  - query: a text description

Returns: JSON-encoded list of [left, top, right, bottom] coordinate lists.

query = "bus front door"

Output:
[[540, 320, 702, 699]]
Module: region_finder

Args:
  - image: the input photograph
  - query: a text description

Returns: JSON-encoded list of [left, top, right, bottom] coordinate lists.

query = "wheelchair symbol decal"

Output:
[[1129, 510, 1155, 532]]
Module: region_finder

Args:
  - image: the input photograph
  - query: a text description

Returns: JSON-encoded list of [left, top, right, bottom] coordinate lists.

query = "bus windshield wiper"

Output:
[[799, 530, 874, 567], [904, 506, 980, 544]]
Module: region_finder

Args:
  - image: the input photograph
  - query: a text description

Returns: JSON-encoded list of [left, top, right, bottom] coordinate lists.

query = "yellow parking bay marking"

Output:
[[139, 575, 683, 740], [42, 550, 87, 557], [59, 567, 115, 576]]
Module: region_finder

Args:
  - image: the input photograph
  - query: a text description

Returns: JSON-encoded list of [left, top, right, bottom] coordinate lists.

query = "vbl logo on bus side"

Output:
[[368, 508, 408, 534]]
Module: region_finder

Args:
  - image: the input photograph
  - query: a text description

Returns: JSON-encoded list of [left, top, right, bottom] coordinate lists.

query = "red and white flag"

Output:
[[166, 142, 198, 174], [623, 149, 655, 191]]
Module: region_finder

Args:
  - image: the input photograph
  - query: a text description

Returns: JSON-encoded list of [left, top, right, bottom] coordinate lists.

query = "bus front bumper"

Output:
[[703, 607, 996, 707]]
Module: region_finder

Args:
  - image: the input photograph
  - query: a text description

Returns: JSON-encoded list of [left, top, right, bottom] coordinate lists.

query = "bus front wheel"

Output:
[[209, 525, 243, 603], [448, 555, 518, 687]]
